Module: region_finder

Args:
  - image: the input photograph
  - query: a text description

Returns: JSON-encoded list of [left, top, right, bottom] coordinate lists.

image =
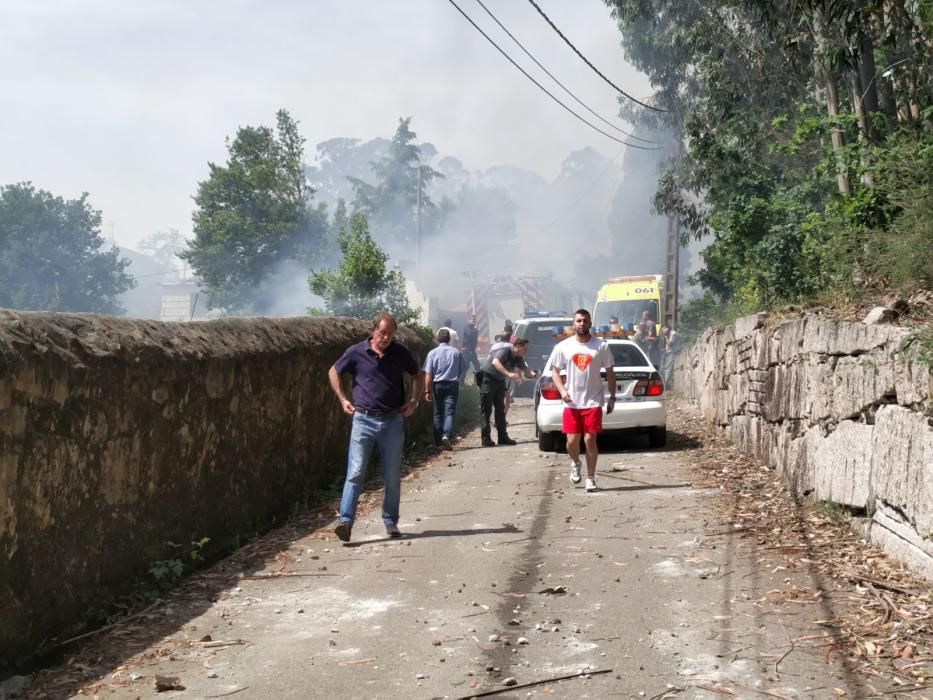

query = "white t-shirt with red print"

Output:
[[551, 335, 614, 409]]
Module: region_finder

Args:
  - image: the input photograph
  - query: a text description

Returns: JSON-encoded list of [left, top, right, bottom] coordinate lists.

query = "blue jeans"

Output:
[[338, 412, 404, 527], [432, 381, 460, 444]]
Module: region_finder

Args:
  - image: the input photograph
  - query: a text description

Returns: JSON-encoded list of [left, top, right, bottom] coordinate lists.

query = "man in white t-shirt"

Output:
[[550, 309, 616, 492], [439, 318, 461, 351]]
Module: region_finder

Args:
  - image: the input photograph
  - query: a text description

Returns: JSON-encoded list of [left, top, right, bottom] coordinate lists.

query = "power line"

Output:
[[134, 268, 189, 279], [539, 145, 625, 233], [445, 0, 659, 151], [525, 0, 669, 113], [472, 0, 659, 145]]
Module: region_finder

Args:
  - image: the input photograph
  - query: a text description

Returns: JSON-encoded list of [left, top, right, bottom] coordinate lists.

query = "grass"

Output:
[[811, 498, 850, 525], [901, 325, 933, 368]]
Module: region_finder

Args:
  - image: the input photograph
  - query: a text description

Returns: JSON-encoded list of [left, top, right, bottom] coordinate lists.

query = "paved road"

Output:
[[27, 399, 868, 699]]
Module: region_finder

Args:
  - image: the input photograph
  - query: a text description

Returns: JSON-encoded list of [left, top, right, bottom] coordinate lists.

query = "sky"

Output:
[[0, 0, 653, 250]]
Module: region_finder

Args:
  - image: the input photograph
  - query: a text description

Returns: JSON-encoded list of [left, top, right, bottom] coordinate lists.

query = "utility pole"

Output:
[[416, 166, 423, 288], [663, 134, 682, 327]]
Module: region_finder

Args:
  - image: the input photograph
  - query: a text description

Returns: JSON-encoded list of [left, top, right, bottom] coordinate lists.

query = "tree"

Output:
[[347, 117, 447, 254], [308, 212, 419, 325], [181, 109, 329, 314], [0, 182, 134, 313], [605, 0, 931, 309], [137, 228, 187, 269]]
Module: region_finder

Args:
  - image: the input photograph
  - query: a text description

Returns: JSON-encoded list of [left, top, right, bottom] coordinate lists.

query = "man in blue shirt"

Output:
[[328, 312, 424, 542], [423, 328, 466, 450]]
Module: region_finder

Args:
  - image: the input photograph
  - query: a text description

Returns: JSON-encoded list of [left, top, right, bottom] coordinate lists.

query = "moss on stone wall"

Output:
[[0, 310, 433, 666]]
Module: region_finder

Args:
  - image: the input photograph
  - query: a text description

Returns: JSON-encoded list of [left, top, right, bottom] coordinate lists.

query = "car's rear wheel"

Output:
[[648, 426, 667, 448], [538, 429, 556, 452]]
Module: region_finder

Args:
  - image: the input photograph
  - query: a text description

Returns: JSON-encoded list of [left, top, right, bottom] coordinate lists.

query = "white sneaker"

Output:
[[569, 460, 582, 484], [585, 478, 598, 493]]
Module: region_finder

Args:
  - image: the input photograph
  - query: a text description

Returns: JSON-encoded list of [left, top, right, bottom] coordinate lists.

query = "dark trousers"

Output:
[[479, 377, 508, 441], [463, 350, 480, 373], [432, 381, 460, 444]]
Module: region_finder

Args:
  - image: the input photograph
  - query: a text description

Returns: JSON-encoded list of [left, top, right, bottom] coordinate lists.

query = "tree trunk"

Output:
[[812, 7, 852, 195], [826, 70, 852, 194], [849, 69, 869, 139], [857, 34, 882, 141]]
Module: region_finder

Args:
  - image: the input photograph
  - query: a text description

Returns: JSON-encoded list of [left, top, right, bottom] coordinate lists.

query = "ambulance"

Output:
[[592, 275, 665, 329]]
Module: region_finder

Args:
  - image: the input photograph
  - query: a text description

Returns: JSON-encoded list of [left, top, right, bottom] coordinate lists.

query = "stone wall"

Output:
[[676, 312, 933, 579], [0, 311, 434, 666]]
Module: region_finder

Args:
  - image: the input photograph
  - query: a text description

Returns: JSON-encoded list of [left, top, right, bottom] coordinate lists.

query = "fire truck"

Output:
[[469, 274, 575, 353]]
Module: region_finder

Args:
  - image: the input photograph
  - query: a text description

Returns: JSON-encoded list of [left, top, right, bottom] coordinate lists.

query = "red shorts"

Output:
[[562, 407, 603, 434]]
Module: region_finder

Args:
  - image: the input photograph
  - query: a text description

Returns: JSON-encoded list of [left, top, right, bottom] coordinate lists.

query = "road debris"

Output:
[[456, 668, 613, 699]]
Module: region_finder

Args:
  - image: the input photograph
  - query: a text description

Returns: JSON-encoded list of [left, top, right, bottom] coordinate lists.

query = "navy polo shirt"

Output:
[[333, 338, 419, 413]]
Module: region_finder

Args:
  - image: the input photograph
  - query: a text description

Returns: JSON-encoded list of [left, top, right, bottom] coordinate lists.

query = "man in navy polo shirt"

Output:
[[328, 312, 424, 542]]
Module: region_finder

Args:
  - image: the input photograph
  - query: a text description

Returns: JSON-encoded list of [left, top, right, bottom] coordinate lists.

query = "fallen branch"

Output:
[[240, 572, 339, 580], [58, 600, 162, 648], [205, 687, 249, 698], [456, 668, 612, 698], [501, 536, 537, 545], [773, 643, 796, 679], [732, 683, 793, 699], [844, 570, 918, 597], [195, 639, 250, 649], [692, 684, 735, 696]]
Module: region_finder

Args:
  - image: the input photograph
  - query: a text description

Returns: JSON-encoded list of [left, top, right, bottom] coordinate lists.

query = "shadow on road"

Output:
[[343, 525, 521, 547], [593, 481, 692, 493]]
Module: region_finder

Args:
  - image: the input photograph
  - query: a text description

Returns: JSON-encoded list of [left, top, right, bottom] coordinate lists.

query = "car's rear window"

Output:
[[611, 344, 649, 367], [517, 322, 569, 342]]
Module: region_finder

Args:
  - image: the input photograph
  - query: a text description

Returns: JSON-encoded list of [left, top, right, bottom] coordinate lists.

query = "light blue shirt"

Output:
[[423, 343, 466, 382]]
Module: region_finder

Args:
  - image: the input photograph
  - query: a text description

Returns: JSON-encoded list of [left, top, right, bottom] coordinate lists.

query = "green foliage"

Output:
[[678, 291, 752, 343], [801, 128, 933, 292], [608, 0, 931, 320], [901, 326, 933, 368], [811, 499, 850, 524], [0, 182, 134, 313], [181, 109, 330, 314], [308, 212, 419, 324], [147, 537, 210, 590], [347, 117, 448, 251]]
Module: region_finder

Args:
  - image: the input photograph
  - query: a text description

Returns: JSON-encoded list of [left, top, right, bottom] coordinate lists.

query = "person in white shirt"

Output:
[[660, 323, 682, 388], [550, 309, 616, 493], [439, 318, 461, 351]]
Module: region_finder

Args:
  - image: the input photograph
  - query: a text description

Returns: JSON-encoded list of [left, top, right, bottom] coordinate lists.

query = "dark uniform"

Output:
[[477, 345, 528, 446], [461, 321, 480, 373]]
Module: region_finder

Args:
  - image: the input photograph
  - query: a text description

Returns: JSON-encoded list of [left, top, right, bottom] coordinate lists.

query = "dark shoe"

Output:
[[498, 436, 517, 446], [482, 437, 497, 447], [334, 521, 352, 542], [385, 522, 402, 538], [441, 435, 453, 451]]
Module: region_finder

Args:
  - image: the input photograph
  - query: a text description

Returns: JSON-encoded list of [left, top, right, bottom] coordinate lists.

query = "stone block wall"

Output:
[[0, 311, 433, 666], [677, 313, 932, 579]]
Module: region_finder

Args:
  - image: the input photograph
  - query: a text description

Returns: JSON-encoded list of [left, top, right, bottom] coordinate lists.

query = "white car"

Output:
[[534, 338, 667, 451]]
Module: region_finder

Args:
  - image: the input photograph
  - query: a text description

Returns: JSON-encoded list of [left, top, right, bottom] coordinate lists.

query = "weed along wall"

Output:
[[0, 311, 433, 667], [676, 312, 933, 579]]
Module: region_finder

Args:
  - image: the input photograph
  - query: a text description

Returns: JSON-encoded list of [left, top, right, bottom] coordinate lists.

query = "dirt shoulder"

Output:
[[669, 398, 933, 697]]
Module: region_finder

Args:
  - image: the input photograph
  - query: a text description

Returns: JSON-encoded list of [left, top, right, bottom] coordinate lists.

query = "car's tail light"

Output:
[[633, 373, 664, 397], [540, 382, 561, 400], [510, 335, 517, 344]]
